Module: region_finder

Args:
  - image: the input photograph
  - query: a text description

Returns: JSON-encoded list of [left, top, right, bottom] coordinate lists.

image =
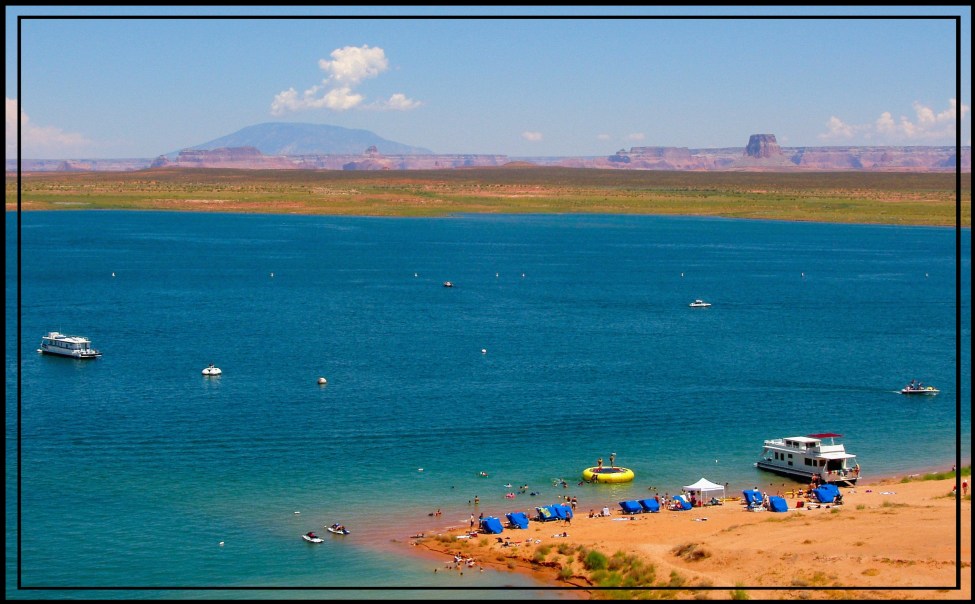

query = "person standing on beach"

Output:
[[470, 514, 475, 530], [963, 480, 969, 496]]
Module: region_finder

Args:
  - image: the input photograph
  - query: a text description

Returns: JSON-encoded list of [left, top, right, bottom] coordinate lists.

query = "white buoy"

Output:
[[481, 349, 487, 354], [294, 511, 300, 514], [414, 272, 418, 277], [681, 272, 684, 277], [418, 468, 424, 472], [317, 377, 327, 385], [111, 272, 116, 277], [219, 541, 224, 546]]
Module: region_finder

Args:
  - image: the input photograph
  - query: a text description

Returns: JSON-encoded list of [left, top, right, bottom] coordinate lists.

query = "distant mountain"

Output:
[[179, 122, 434, 156]]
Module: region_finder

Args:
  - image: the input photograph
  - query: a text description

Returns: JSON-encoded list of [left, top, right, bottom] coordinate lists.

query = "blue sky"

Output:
[[5, 5, 972, 159]]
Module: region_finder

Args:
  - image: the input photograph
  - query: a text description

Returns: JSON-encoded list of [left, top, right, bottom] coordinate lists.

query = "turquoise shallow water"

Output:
[[6, 210, 970, 598]]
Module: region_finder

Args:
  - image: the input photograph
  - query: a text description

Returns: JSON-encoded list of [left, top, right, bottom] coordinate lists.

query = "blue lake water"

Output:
[[6, 210, 971, 598]]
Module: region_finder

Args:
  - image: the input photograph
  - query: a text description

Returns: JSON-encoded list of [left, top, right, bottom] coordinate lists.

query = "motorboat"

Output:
[[302, 532, 324, 543], [688, 299, 711, 308], [202, 364, 222, 376], [38, 331, 101, 358], [900, 381, 939, 395], [756, 433, 860, 485], [326, 524, 350, 535], [443, 281, 454, 288]]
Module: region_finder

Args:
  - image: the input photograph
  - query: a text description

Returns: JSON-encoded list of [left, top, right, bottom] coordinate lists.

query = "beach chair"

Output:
[[505, 511, 529, 529], [638, 499, 660, 513], [618, 500, 643, 515]]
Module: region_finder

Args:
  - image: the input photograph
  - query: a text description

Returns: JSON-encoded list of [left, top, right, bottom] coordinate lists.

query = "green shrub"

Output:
[[584, 550, 609, 571]]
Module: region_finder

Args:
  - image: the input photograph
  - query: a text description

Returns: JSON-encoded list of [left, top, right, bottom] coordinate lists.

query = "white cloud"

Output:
[[379, 93, 421, 111], [819, 99, 968, 143], [319, 45, 387, 85], [6, 98, 90, 159], [521, 131, 543, 142], [626, 133, 645, 141], [271, 45, 418, 115]]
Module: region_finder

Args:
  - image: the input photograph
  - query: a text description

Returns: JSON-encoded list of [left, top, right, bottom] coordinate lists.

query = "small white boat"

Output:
[[38, 331, 101, 358], [202, 364, 222, 376], [302, 532, 324, 543], [688, 299, 711, 308], [900, 383, 939, 395], [326, 524, 350, 535], [443, 281, 454, 288]]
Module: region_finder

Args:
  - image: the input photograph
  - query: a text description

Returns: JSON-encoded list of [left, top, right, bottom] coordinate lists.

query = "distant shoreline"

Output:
[[6, 168, 969, 227]]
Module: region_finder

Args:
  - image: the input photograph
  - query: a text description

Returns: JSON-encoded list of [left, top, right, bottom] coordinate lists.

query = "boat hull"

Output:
[[39, 348, 101, 359], [755, 461, 859, 486]]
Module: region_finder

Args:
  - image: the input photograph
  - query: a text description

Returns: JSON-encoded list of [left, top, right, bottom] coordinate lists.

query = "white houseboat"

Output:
[[756, 433, 860, 485], [38, 331, 101, 359]]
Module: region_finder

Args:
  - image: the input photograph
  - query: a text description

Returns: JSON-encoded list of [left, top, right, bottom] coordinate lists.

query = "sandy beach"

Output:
[[403, 472, 971, 600]]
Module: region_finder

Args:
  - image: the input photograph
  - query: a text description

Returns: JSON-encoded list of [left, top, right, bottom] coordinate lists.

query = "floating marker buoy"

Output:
[[270, 272, 274, 277], [294, 511, 300, 514], [481, 349, 487, 354], [418, 468, 424, 472], [681, 272, 684, 277], [219, 541, 224, 546], [317, 377, 327, 385], [111, 272, 116, 277]]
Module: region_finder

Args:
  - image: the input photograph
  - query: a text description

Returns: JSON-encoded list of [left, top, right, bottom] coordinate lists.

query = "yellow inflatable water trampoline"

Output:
[[582, 466, 635, 483]]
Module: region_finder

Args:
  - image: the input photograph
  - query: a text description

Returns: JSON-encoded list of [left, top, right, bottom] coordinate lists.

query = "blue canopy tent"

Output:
[[812, 485, 839, 503], [638, 499, 660, 513], [558, 504, 573, 518], [549, 504, 567, 520], [672, 495, 693, 511], [619, 500, 643, 514], [480, 516, 504, 534], [743, 489, 763, 506], [505, 512, 529, 529], [535, 506, 557, 521], [768, 496, 789, 512]]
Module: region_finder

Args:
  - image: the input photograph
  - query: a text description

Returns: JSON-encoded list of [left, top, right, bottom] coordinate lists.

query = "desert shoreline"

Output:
[[391, 466, 971, 600]]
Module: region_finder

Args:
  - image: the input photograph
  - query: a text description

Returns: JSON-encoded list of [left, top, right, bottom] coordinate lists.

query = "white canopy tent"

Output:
[[682, 477, 726, 501]]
